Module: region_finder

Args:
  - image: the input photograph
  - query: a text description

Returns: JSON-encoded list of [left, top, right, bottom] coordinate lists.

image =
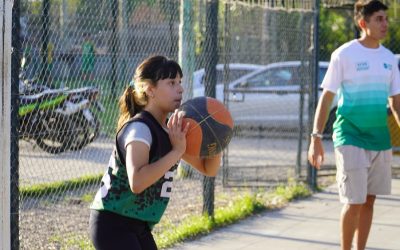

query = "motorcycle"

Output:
[[19, 88, 73, 154], [19, 55, 104, 152], [60, 86, 104, 151]]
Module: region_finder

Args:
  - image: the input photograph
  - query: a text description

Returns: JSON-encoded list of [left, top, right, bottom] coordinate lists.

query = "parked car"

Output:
[[194, 61, 337, 137], [192, 63, 264, 98]]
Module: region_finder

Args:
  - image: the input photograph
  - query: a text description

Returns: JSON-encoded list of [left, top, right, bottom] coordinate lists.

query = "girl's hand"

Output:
[[167, 109, 189, 156]]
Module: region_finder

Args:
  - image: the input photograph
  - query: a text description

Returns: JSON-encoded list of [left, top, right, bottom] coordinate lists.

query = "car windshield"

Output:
[[239, 67, 299, 88], [235, 64, 328, 88], [200, 69, 257, 86]]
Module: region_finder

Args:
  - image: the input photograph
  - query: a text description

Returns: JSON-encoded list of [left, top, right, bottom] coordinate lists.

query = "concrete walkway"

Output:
[[170, 179, 400, 250]]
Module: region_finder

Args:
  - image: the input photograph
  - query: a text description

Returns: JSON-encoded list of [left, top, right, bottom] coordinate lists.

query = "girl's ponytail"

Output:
[[117, 85, 145, 131]]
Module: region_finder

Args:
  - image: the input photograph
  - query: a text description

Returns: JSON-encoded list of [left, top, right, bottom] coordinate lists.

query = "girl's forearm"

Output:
[[130, 149, 182, 193], [202, 155, 221, 177]]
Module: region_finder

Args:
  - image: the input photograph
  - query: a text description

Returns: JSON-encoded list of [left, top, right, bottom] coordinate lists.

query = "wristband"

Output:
[[310, 132, 323, 138]]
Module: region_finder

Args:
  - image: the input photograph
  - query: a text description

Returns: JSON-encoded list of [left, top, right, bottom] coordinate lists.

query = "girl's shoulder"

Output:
[[118, 121, 153, 152], [124, 121, 151, 134]]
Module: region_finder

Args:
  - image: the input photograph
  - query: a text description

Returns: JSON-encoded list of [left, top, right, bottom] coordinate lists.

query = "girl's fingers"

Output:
[[172, 109, 179, 127], [169, 110, 184, 134], [183, 122, 189, 134], [177, 111, 184, 130], [168, 112, 175, 129], [168, 110, 188, 140]]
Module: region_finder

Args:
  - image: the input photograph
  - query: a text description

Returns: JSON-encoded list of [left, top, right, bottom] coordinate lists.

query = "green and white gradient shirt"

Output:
[[322, 40, 400, 150]]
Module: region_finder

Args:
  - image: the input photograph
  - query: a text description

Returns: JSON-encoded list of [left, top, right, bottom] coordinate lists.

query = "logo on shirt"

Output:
[[383, 63, 392, 70], [356, 62, 369, 71]]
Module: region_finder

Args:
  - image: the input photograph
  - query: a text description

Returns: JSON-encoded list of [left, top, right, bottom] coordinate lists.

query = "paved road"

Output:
[[19, 135, 400, 186], [19, 137, 112, 186], [18, 136, 336, 186], [170, 178, 400, 250]]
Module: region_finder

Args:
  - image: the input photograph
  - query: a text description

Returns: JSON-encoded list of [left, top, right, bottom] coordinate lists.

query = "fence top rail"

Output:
[[225, 88, 308, 94], [224, 0, 315, 11]]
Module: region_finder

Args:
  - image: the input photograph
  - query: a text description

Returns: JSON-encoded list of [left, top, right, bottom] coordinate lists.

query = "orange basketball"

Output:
[[180, 97, 234, 158]]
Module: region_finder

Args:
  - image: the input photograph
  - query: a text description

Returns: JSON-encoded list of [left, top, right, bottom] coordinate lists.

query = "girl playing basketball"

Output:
[[89, 55, 222, 250]]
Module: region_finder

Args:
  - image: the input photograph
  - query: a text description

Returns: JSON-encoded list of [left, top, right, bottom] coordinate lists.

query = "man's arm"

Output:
[[389, 94, 400, 127], [308, 90, 335, 169], [312, 90, 336, 134]]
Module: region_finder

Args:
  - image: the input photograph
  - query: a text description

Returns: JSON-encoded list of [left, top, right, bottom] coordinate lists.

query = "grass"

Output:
[[20, 174, 102, 198], [154, 181, 311, 249], [49, 233, 94, 250], [34, 180, 311, 249]]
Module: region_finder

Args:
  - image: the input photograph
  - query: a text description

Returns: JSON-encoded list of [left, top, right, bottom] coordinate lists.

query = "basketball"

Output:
[[180, 96, 234, 158]]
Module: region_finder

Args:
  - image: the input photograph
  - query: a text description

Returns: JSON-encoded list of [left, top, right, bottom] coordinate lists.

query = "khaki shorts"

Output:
[[335, 145, 392, 204]]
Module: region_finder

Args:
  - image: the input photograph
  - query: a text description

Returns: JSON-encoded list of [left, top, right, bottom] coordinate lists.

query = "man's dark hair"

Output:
[[354, 0, 388, 29]]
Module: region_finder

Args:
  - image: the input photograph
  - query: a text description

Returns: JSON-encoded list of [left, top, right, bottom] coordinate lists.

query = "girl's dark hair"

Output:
[[117, 55, 183, 131], [354, 0, 388, 30]]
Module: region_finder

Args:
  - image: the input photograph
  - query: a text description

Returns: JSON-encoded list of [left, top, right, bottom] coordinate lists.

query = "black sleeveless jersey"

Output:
[[91, 111, 177, 228]]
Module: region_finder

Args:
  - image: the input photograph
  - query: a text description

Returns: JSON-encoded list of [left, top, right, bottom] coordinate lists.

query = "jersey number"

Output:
[[160, 171, 174, 198]]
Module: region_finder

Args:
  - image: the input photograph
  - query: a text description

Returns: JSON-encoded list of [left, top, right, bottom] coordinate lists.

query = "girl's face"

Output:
[[151, 75, 183, 112]]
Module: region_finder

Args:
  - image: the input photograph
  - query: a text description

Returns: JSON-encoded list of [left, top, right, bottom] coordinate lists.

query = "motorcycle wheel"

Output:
[[36, 112, 72, 154], [68, 110, 100, 151]]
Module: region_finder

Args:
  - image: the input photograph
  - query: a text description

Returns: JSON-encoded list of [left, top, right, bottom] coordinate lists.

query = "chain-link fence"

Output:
[[221, 2, 320, 187], [5, 0, 400, 249]]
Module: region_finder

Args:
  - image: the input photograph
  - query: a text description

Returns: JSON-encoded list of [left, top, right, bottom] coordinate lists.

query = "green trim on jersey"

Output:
[[90, 111, 176, 229], [90, 153, 177, 228]]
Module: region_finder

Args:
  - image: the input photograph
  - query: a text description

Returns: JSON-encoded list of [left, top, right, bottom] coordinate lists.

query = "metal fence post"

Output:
[[178, 0, 196, 177], [110, 0, 119, 97], [40, 0, 50, 83], [222, 1, 231, 187], [296, 14, 307, 179], [11, 0, 21, 249], [1, 0, 12, 248], [204, 0, 218, 99], [203, 0, 218, 217], [307, 0, 320, 190], [179, 0, 195, 102]]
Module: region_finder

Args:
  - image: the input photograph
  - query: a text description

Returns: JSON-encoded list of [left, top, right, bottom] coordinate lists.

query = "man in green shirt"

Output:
[[308, 1, 400, 249], [81, 33, 96, 83]]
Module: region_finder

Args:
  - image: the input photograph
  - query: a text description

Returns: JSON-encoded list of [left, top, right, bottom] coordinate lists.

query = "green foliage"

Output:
[[21, 0, 42, 16], [382, 6, 400, 53], [319, 5, 400, 58], [319, 8, 354, 60]]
